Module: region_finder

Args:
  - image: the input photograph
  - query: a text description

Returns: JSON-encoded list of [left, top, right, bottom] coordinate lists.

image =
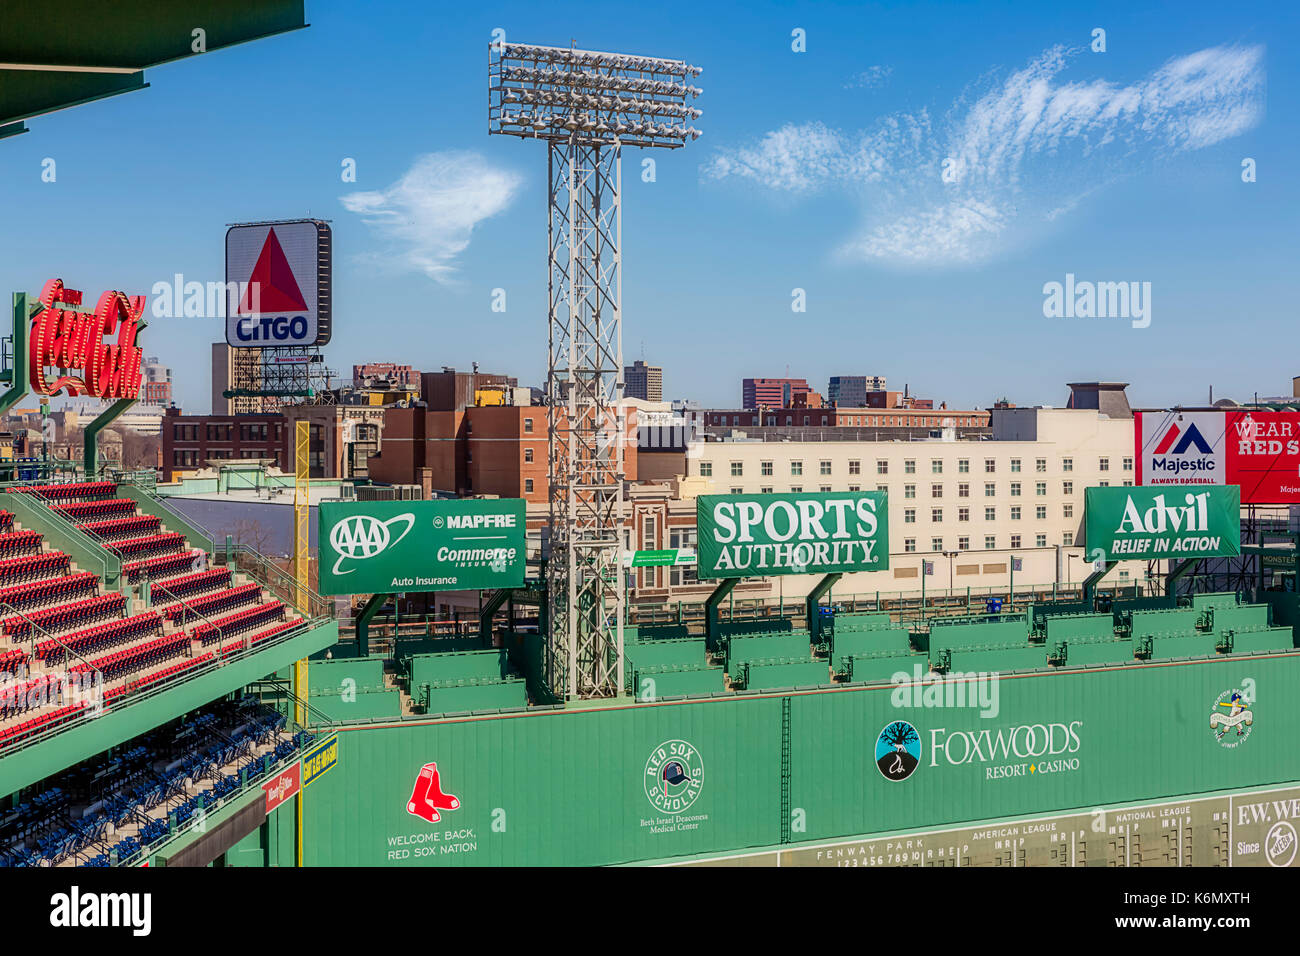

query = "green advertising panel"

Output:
[[318, 499, 526, 595], [696, 491, 889, 579], [1084, 485, 1240, 561]]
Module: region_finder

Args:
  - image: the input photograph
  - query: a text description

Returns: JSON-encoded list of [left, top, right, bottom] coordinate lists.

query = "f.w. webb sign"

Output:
[[696, 491, 889, 579]]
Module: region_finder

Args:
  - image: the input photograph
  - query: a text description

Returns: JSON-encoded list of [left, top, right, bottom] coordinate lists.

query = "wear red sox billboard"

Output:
[[1136, 410, 1300, 504]]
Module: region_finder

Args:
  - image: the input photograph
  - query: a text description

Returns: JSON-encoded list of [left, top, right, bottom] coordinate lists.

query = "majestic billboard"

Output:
[[1136, 409, 1300, 504], [225, 220, 331, 348], [317, 499, 525, 595], [1084, 485, 1240, 561], [29, 278, 145, 400], [696, 491, 889, 580]]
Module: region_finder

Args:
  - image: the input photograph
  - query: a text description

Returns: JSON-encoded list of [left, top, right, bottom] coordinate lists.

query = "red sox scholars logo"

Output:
[[406, 762, 460, 823]]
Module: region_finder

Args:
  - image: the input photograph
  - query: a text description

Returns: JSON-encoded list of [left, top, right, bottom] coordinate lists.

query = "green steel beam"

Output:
[[479, 589, 511, 644], [83, 397, 136, 477], [0, 71, 147, 128], [704, 578, 739, 650], [356, 593, 390, 657], [0, 122, 28, 141], [0, 294, 30, 419], [806, 573, 843, 645], [1165, 558, 1200, 597], [1083, 561, 1118, 607]]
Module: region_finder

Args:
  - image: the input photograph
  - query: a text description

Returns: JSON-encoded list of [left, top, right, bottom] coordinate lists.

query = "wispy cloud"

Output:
[[340, 151, 523, 283], [704, 44, 1265, 266], [844, 65, 893, 90]]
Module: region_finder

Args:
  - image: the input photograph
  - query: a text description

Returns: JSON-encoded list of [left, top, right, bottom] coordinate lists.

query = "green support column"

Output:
[[84, 396, 137, 476], [0, 293, 31, 422], [1082, 561, 1118, 608], [1165, 558, 1199, 598], [356, 592, 390, 657], [704, 578, 739, 652], [805, 573, 843, 646]]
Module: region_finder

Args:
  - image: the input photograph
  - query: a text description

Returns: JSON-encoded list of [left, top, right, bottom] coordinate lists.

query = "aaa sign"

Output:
[[696, 491, 889, 579], [29, 278, 145, 399]]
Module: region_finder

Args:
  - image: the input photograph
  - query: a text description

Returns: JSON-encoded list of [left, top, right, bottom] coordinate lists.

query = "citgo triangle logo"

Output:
[[1154, 422, 1214, 456], [238, 227, 309, 315], [407, 763, 460, 823]]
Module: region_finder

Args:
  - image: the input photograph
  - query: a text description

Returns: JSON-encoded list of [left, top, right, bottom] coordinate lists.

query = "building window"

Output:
[[958, 459, 970, 473], [876, 460, 888, 475], [730, 461, 743, 477], [1063, 532, 1074, 546], [847, 485, 859, 492], [904, 509, 916, 524], [699, 462, 712, 477], [1064, 503, 1074, 518], [958, 536, 970, 550], [931, 508, 943, 522], [985, 536, 996, 550], [931, 484, 943, 498], [1062, 458, 1073, 472], [791, 486, 802, 493], [848, 460, 861, 475], [876, 484, 887, 494], [1099, 480, 1109, 487], [931, 460, 943, 474], [1036, 534, 1047, 547], [1099, 457, 1110, 472], [1010, 458, 1021, 473], [1035, 481, 1046, 496], [819, 460, 832, 476], [984, 483, 995, 497], [791, 461, 803, 476], [1036, 458, 1047, 473], [958, 507, 970, 521], [524, 418, 534, 433], [1036, 505, 1047, 519], [985, 459, 996, 473], [1063, 481, 1073, 495], [1123, 480, 1133, 486], [958, 483, 969, 498], [904, 538, 916, 553], [931, 537, 944, 552], [904, 459, 916, 474], [669, 529, 698, 586], [904, 484, 916, 499], [1123, 456, 1133, 471], [761, 460, 773, 476], [1011, 534, 1021, 548], [731, 487, 743, 494], [1010, 506, 1021, 521], [985, 507, 996, 521], [1010, 482, 1021, 497], [761, 486, 773, 494], [524, 478, 534, 493]]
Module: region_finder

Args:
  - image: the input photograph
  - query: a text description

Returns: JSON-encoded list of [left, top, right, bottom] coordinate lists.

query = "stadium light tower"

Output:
[[488, 41, 703, 699]]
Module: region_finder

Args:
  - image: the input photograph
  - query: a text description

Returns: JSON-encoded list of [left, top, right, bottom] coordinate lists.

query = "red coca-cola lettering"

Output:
[[29, 277, 146, 399]]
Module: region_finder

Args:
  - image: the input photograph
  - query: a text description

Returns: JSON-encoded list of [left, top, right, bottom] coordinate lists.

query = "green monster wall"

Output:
[[302, 652, 1299, 866]]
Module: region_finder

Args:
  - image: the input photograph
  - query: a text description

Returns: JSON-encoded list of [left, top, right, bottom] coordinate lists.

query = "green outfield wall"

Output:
[[302, 651, 1299, 866]]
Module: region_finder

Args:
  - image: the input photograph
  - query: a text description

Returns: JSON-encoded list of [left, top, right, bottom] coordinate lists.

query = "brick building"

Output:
[[742, 377, 813, 410], [162, 407, 290, 480]]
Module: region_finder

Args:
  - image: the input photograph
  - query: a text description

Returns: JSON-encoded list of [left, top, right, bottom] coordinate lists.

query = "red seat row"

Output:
[[0, 570, 97, 615], [77, 514, 161, 540], [124, 549, 203, 583], [69, 631, 188, 682], [3, 592, 126, 641], [152, 566, 232, 604], [36, 610, 162, 666], [191, 600, 286, 645], [50, 498, 137, 522], [0, 673, 60, 717], [0, 700, 87, 749], [164, 583, 263, 624], [123, 651, 214, 695], [0, 552, 71, 587], [105, 532, 186, 560], [0, 530, 43, 559], [8, 481, 117, 502], [250, 619, 299, 646], [0, 510, 12, 534], [0, 647, 29, 676]]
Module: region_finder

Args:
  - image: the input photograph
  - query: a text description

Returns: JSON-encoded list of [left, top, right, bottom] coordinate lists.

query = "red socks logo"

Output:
[[406, 762, 460, 823]]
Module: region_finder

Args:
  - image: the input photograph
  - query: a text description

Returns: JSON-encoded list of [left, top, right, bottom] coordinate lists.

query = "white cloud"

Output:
[[704, 44, 1265, 267], [844, 65, 893, 89], [340, 151, 523, 283]]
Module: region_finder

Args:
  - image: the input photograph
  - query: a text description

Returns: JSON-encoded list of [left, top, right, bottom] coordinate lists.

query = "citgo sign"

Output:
[[696, 491, 889, 579], [225, 220, 331, 347], [1084, 485, 1240, 561], [317, 498, 526, 595]]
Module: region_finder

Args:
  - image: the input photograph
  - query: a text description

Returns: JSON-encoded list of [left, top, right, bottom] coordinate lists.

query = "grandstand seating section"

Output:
[[0, 696, 312, 867], [0, 481, 306, 753]]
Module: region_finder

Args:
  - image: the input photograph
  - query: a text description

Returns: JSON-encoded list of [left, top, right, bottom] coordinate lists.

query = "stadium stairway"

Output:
[[0, 481, 316, 757]]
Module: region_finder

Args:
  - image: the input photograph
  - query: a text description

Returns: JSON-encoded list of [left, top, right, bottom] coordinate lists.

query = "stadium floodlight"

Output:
[[488, 40, 703, 701]]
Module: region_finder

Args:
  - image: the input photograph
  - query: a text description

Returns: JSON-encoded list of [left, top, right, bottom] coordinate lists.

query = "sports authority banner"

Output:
[[696, 491, 889, 579], [1136, 409, 1300, 504], [1084, 485, 1240, 560], [318, 499, 525, 595], [225, 219, 331, 347]]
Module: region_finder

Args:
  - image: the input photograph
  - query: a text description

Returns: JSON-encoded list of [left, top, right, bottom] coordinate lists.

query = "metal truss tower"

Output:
[[489, 41, 702, 698]]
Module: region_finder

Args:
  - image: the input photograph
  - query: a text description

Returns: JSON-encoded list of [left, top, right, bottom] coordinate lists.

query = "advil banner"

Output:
[[1137, 410, 1300, 504], [1084, 485, 1240, 561], [696, 491, 889, 579]]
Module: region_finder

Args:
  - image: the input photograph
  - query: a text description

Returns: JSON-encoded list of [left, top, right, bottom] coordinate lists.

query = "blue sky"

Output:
[[1, 0, 1296, 413]]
